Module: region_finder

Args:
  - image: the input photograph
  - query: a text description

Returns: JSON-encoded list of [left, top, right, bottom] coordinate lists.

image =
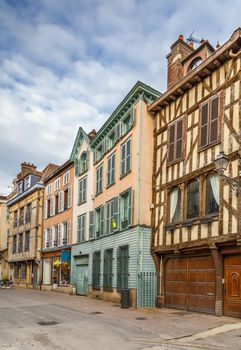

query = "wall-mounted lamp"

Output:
[[214, 151, 241, 195]]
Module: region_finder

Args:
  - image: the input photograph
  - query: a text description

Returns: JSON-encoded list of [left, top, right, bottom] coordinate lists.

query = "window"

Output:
[[25, 231, 30, 251], [106, 197, 119, 234], [77, 214, 86, 242], [63, 171, 70, 186], [108, 130, 116, 149], [24, 176, 31, 190], [169, 187, 181, 223], [55, 194, 59, 214], [103, 249, 113, 291], [95, 206, 104, 238], [107, 153, 116, 187], [57, 224, 62, 246], [54, 178, 60, 191], [25, 203, 31, 223], [21, 263, 27, 279], [18, 233, 23, 253], [47, 198, 51, 218], [119, 189, 132, 230], [13, 210, 18, 228], [19, 207, 25, 225], [62, 222, 68, 245], [17, 181, 23, 195], [80, 152, 88, 173], [64, 186, 72, 210], [206, 174, 219, 214], [12, 235, 17, 253], [92, 251, 101, 289], [89, 211, 94, 240], [117, 246, 129, 291], [14, 265, 19, 279], [122, 112, 133, 134], [45, 228, 51, 249], [188, 57, 202, 72], [46, 184, 52, 195], [96, 165, 103, 194], [53, 226, 58, 247], [120, 138, 131, 177], [78, 177, 87, 204], [187, 180, 199, 219], [199, 95, 220, 149], [96, 144, 103, 162], [168, 118, 183, 164]]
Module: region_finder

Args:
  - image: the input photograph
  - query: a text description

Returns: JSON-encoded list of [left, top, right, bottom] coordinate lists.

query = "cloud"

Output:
[[0, 0, 240, 194]]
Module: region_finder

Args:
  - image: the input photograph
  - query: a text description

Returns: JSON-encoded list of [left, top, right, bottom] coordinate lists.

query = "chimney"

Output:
[[167, 34, 194, 89], [21, 162, 37, 176], [88, 129, 97, 140]]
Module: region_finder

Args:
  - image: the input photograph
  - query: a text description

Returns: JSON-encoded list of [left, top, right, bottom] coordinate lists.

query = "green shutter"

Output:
[[128, 189, 132, 227], [100, 206, 104, 236], [112, 197, 119, 231], [89, 211, 94, 239]]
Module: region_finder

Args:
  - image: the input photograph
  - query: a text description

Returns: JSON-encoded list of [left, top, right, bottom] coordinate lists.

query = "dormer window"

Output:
[[17, 181, 23, 195], [24, 176, 31, 190], [188, 57, 202, 72]]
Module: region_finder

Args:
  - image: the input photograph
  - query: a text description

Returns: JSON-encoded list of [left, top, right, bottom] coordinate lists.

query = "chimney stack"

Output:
[[88, 129, 97, 140], [21, 162, 37, 176], [166, 34, 194, 89]]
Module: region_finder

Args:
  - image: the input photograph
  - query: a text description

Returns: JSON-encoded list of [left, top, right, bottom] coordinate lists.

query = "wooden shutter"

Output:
[[209, 95, 219, 143], [75, 159, 79, 176], [58, 224, 62, 246], [100, 206, 104, 236], [126, 139, 131, 172], [175, 119, 183, 160], [89, 211, 94, 239], [121, 143, 126, 176], [44, 200, 48, 219], [67, 186, 72, 208], [67, 220, 71, 244], [113, 197, 119, 231], [60, 191, 64, 212], [128, 189, 132, 227], [43, 229, 46, 249], [200, 102, 209, 148], [168, 123, 175, 163]]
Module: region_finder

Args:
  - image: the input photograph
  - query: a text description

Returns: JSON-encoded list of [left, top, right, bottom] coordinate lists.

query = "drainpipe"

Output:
[[137, 96, 143, 275]]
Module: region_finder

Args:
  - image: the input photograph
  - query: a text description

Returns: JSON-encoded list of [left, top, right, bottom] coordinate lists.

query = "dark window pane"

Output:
[[187, 180, 199, 219], [206, 174, 219, 214]]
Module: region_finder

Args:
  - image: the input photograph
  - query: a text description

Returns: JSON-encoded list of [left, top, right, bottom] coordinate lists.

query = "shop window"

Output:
[[60, 258, 70, 285], [206, 174, 219, 214], [187, 180, 199, 219]]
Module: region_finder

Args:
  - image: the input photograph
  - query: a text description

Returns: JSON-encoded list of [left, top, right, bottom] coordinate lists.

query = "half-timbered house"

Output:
[[150, 28, 241, 317]]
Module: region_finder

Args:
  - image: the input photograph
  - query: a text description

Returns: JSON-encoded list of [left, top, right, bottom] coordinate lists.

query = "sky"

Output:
[[0, 0, 240, 194]]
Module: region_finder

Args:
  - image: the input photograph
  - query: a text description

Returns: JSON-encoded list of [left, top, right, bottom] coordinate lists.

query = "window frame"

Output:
[[96, 164, 103, 195], [120, 137, 131, 178], [107, 152, 116, 187], [186, 179, 200, 219], [117, 245, 129, 291], [167, 116, 184, 166], [92, 251, 101, 290], [54, 178, 60, 191], [77, 214, 86, 243], [103, 249, 113, 291], [78, 176, 87, 205]]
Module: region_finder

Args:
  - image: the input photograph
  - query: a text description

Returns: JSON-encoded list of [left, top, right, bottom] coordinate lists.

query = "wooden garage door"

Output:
[[224, 255, 241, 317], [165, 256, 215, 314]]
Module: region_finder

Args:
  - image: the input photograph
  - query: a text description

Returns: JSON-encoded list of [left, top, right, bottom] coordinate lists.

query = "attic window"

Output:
[[188, 57, 202, 72]]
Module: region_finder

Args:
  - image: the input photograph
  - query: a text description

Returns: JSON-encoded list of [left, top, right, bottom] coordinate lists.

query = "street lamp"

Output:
[[214, 151, 241, 195]]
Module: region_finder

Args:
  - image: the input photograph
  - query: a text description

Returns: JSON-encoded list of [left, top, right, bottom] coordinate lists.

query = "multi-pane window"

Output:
[[103, 249, 113, 291], [78, 177, 87, 204], [62, 222, 68, 245], [64, 186, 72, 210], [95, 206, 104, 238], [17, 181, 23, 195], [199, 95, 220, 149], [25, 203, 31, 223], [12, 235, 17, 253], [92, 251, 101, 289], [96, 144, 103, 162], [80, 152, 88, 173], [187, 180, 199, 219], [117, 246, 129, 291], [13, 210, 18, 228], [120, 138, 131, 177], [24, 176, 31, 190], [54, 178, 60, 191], [96, 165, 103, 194], [53, 226, 58, 247], [108, 130, 116, 149], [107, 152, 116, 187], [77, 214, 86, 242], [25, 231, 30, 251], [19, 207, 25, 225], [169, 187, 181, 223], [63, 171, 70, 186], [89, 211, 94, 239], [122, 112, 133, 134], [168, 118, 183, 164], [55, 194, 59, 214], [18, 233, 23, 253], [119, 189, 132, 230], [206, 174, 219, 214], [14, 265, 19, 279], [46, 184, 52, 195], [106, 197, 119, 234]]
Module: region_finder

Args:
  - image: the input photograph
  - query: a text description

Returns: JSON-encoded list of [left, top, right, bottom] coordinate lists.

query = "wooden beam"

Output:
[[177, 88, 184, 95], [203, 68, 211, 75], [214, 59, 221, 67], [194, 75, 202, 82], [185, 82, 192, 89], [169, 94, 176, 101]]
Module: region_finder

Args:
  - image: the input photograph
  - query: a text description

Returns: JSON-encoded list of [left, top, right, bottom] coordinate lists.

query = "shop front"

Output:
[[42, 249, 73, 294]]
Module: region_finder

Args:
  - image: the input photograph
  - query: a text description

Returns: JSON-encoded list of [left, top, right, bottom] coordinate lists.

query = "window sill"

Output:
[[95, 191, 103, 198], [78, 200, 87, 206], [106, 182, 115, 190], [167, 157, 184, 168], [92, 287, 101, 291], [120, 169, 131, 180], [165, 214, 219, 230], [198, 140, 221, 153]]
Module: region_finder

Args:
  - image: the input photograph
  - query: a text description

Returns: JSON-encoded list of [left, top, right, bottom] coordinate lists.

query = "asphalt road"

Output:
[[0, 288, 241, 350]]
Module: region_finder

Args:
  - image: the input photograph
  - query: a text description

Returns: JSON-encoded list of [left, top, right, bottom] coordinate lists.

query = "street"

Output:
[[0, 288, 241, 350]]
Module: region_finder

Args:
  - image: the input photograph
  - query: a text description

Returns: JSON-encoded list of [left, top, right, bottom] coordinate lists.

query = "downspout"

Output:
[[137, 96, 143, 274]]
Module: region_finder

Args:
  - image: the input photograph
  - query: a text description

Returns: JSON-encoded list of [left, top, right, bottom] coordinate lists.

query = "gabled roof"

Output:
[[90, 81, 161, 147], [70, 126, 92, 161]]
